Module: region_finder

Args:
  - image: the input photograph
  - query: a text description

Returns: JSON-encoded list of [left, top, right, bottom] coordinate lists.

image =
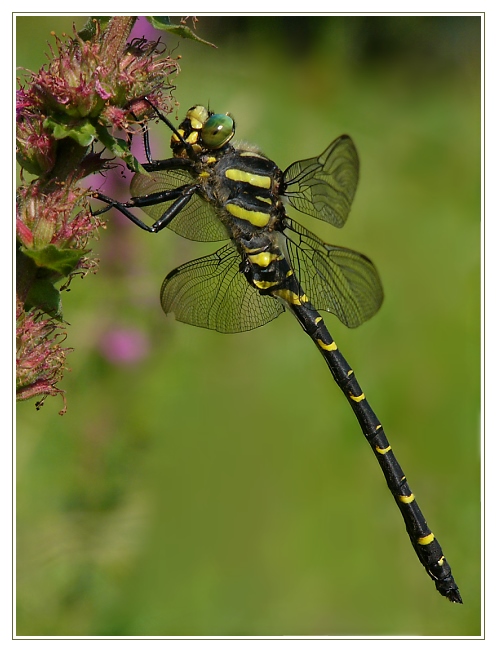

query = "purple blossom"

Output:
[[99, 328, 150, 364]]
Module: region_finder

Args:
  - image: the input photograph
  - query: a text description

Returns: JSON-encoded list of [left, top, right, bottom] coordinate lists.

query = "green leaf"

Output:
[[16, 151, 44, 177], [24, 278, 63, 319], [43, 116, 97, 147], [77, 18, 96, 41], [94, 123, 147, 174], [149, 16, 173, 28], [22, 245, 85, 278], [77, 16, 111, 40], [147, 16, 217, 47]]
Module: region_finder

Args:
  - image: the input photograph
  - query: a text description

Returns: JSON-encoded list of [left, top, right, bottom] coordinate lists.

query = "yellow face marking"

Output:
[[317, 339, 338, 351], [248, 251, 278, 268], [350, 392, 365, 403], [252, 279, 279, 290], [225, 169, 272, 189], [186, 131, 199, 144], [418, 533, 435, 545], [187, 106, 209, 128], [398, 493, 415, 504], [375, 444, 392, 455], [274, 289, 302, 305], [225, 203, 270, 227]]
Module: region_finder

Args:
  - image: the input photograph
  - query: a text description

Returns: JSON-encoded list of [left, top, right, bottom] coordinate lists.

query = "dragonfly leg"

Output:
[[92, 186, 196, 234]]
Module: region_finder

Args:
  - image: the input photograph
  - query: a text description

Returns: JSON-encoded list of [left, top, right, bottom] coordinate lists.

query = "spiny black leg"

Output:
[[92, 192, 155, 232], [143, 125, 155, 165], [92, 187, 196, 234], [144, 97, 196, 159]]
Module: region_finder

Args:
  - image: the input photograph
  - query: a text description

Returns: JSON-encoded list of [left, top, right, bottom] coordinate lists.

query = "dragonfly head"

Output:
[[171, 105, 235, 158]]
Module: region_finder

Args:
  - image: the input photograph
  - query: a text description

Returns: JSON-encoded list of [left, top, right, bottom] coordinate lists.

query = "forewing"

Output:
[[160, 243, 284, 333], [131, 169, 229, 242], [283, 218, 383, 328], [283, 135, 359, 228]]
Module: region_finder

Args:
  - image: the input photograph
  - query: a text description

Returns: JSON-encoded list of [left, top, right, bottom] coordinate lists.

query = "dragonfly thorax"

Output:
[[208, 148, 284, 237]]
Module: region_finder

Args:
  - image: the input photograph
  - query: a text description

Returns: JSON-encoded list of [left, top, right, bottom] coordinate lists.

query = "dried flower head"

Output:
[[18, 22, 178, 140], [16, 98, 57, 176], [15, 17, 187, 413], [16, 300, 73, 414], [17, 180, 101, 252]]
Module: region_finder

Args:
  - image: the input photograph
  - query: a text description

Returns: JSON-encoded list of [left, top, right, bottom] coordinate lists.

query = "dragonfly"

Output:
[[93, 101, 462, 603]]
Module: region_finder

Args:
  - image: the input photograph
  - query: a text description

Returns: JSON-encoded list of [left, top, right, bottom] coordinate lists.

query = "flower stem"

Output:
[[100, 16, 137, 67]]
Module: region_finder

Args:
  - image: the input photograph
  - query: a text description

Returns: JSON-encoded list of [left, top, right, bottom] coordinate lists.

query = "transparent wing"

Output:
[[282, 135, 359, 228], [283, 218, 383, 328], [160, 243, 285, 333], [130, 169, 229, 242]]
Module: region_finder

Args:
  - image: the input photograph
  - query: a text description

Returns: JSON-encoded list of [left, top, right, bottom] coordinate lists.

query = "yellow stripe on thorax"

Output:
[[225, 168, 272, 189], [225, 203, 270, 227], [239, 151, 265, 158]]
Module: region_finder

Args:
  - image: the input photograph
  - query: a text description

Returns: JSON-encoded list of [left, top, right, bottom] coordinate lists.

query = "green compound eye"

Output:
[[201, 114, 235, 149]]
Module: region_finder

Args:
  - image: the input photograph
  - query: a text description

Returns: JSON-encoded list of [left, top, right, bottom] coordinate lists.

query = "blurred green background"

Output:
[[16, 15, 480, 636]]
